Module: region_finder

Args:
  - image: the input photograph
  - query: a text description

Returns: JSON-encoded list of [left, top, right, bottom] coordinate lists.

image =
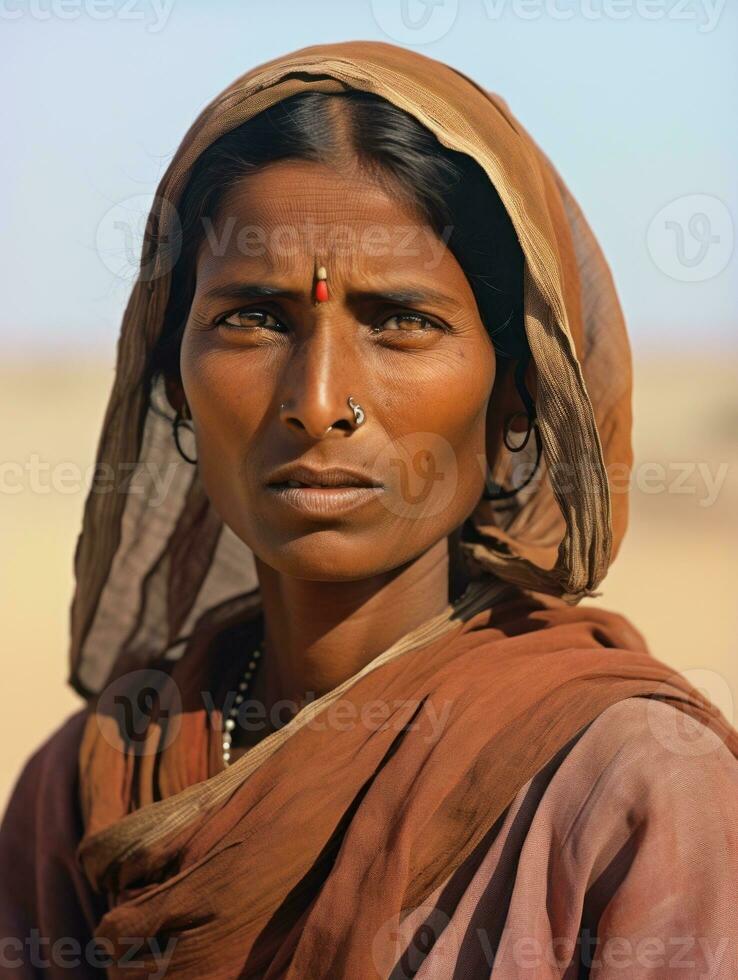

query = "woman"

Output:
[[2, 40, 737, 979]]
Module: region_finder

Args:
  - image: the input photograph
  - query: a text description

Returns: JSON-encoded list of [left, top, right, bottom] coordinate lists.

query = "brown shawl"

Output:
[[48, 39, 738, 978]]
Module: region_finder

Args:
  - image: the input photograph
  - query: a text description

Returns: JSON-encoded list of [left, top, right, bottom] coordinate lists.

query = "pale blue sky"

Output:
[[1, 0, 736, 356]]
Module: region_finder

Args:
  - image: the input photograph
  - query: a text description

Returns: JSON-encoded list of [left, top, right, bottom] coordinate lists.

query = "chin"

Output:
[[253, 531, 401, 582]]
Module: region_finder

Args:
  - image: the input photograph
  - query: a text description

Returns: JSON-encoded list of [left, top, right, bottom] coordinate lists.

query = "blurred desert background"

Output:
[[1, 348, 736, 809]]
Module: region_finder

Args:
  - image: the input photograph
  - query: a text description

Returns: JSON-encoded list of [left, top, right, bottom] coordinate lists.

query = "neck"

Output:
[[251, 535, 457, 722]]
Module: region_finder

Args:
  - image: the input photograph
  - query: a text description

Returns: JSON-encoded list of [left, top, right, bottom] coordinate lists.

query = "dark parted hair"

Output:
[[149, 89, 527, 385]]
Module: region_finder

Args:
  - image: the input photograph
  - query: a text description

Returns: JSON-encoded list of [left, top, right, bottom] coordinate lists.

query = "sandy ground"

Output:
[[1, 352, 736, 810]]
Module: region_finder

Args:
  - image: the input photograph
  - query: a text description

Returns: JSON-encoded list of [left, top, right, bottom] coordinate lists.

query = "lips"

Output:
[[282, 479, 355, 488], [266, 465, 383, 489], [265, 464, 385, 519]]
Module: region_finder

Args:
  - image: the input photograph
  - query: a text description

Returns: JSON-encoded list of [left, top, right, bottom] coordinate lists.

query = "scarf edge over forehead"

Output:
[[68, 38, 631, 698]]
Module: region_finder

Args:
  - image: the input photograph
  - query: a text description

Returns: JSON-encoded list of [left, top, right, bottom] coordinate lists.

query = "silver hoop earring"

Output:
[[347, 395, 365, 426]]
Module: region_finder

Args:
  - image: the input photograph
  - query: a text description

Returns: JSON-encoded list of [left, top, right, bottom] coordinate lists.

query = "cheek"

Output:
[[438, 381, 492, 506], [179, 334, 269, 480], [391, 347, 492, 448], [378, 346, 495, 519]]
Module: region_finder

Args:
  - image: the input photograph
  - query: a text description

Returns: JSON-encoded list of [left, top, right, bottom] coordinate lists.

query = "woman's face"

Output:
[[179, 159, 497, 581]]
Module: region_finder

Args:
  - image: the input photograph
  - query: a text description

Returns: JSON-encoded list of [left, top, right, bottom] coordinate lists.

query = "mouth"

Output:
[[265, 466, 383, 490], [265, 466, 384, 517], [270, 479, 374, 489]]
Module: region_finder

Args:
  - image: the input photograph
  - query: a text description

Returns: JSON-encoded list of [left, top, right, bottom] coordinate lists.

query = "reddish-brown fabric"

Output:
[[393, 696, 738, 978], [68, 592, 738, 978], [4, 658, 737, 979], [0, 711, 107, 979]]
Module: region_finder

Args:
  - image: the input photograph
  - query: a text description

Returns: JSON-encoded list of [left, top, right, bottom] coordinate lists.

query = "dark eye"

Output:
[[217, 308, 286, 331], [374, 311, 445, 334]]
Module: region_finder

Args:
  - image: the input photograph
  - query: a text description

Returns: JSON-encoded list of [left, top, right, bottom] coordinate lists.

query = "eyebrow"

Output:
[[200, 282, 461, 309]]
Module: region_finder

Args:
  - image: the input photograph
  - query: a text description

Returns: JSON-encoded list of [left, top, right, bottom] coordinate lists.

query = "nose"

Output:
[[278, 323, 361, 439]]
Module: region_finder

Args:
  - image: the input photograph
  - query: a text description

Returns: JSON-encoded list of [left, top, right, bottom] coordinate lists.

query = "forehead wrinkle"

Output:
[[215, 169, 429, 257], [222, 171, 399, 228], [207, 169, 456, 289]]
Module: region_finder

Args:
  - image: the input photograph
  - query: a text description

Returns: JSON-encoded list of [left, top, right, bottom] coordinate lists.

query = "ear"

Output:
[[485, 358, 515, 468], [164, 374, 187, 416], [484, 356, 538, 477]]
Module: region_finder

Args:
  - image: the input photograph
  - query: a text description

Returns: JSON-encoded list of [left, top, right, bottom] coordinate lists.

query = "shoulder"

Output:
[[543, 696, 738, 867], [0, 708, 107, 960], [1, 707, 89, 846], [493, 698, 738, 976], [571, 695, 738, 800], [567, 700, 738, 973]]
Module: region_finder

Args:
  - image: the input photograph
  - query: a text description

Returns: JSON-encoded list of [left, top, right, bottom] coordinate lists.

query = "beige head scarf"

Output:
[[68, 39, 632, 698]]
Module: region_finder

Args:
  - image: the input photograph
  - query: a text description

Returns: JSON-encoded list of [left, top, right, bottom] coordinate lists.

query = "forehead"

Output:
[[194, 159, 462, 282]]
